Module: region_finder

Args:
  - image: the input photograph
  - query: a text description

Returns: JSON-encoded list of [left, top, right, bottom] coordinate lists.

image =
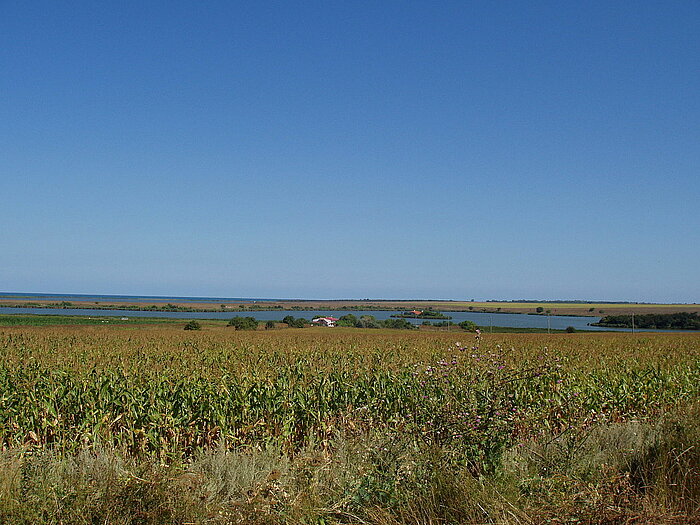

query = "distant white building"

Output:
[[312, 316, 339, 327]]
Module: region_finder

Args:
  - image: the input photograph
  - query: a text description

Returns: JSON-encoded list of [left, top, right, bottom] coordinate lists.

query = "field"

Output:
[[0, 325, 699, 523], [3, 297, 700, 317]]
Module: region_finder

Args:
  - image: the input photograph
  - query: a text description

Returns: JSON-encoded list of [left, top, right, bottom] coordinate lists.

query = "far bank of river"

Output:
[[0, 306, 642, 332]]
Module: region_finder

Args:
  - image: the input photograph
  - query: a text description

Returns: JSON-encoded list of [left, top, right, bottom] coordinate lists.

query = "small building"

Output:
[[312, 316, 339, 327]]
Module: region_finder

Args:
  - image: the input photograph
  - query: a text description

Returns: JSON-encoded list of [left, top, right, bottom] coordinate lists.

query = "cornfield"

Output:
[[1, 325, 699, 523]]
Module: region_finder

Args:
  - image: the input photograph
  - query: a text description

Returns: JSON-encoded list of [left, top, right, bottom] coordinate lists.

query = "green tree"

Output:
[[382, 318, 415, 329], [337, 314, 358, 327], [183, 320, 201, 330], [265, 320, 276, 330], [536, 307, 544, 313], [459, 320, 477, 331], [358, 315, 381, 328], [282, 316, 308, 328], [228, 316, 258, 330]]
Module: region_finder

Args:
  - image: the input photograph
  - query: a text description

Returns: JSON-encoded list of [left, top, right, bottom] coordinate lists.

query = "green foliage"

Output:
[[265, 320, 276, 330], [397, 309, 451, 319], [0, 315, 174, 327], [357, 315, 380, 328], [536, 307, 544, 313], [3, 407, 700, 523], [183, 320, 201, 331], [336, 314, 358, 327], [381, 318, 415, 330], [282, 315, 308, 328], [458, 320, 477, 331], [1, 329, 699, 522], [596, 312, 700, 330], [228, 316, 258, 330]]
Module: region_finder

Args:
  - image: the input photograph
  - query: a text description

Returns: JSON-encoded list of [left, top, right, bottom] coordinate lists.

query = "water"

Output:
[[0, 292, 279, 304], [0, 305, 639, 331]]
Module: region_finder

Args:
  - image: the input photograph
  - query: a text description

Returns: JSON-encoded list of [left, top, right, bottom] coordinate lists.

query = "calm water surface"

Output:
[[0, 306, 642, 331]]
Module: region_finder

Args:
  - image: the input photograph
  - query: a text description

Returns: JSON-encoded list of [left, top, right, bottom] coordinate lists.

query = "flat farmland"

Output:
[[2, 297, 699, 317], [1, 325, 699, 523]]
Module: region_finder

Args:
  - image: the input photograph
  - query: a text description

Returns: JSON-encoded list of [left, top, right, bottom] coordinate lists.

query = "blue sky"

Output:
[[1, 1, 698, 302]]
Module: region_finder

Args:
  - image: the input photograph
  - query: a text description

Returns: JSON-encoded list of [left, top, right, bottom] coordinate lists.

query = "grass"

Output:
[[0, 314, 189, 327], [0, 314, 583, 332], [0, 325, 698, 523]]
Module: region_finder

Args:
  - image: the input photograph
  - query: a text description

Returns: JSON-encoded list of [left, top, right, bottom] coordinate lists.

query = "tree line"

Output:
[[594, 312, 699, 330], [224, 314, 479, 331]]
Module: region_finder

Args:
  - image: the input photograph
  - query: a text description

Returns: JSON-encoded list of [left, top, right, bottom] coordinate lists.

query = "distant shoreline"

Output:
[[0, 294, 698, 318]]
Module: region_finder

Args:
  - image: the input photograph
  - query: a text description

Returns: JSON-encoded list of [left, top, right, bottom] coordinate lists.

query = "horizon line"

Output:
[[0, 291, 695, 305]]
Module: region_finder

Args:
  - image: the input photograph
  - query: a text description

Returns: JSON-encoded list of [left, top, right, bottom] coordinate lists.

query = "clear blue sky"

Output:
[[2, 2, 698, 302]]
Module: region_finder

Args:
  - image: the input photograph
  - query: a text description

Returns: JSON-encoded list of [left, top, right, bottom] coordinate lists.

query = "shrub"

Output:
[[459, 320, 477, 331], [357, 315, 381, 329], [183, 320, 201, 331], [283, 316, 308, 328], [381, 318, 415, 330], [228, 316, 258, 330], [565, 326, 576, 333], [337, 314, 358, 327]]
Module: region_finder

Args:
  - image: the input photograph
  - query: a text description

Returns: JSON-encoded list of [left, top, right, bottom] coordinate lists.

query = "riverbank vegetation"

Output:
[[0, 327, 698, 523], [594, 312, 700, 330], [392, 309, 452, 320], [4, 298, 699, 318], [0, 315, 178, 327]]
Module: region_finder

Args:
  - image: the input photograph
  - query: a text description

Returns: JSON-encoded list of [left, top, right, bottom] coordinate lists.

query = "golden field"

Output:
[[0, 324, 698, 523]]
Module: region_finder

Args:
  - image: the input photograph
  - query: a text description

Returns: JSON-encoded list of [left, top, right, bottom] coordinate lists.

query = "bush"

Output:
[[459, 320, 477, 331], [183, 320, 201, 331], [265, 321, 276, 330], [357, 315, 381, 329], [337, 314, 358, 327], [283, 316, 308, 328], [228, 316, 258, 330], [381, 318, 415, 330], [565, 326, 576, 333]]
